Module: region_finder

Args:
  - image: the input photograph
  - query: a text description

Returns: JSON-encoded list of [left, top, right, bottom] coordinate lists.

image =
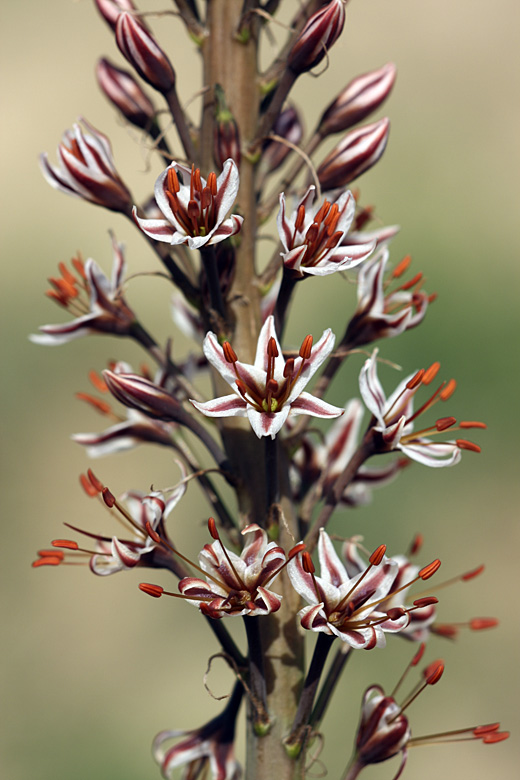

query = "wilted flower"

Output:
[[288, 530, 412, 649], [153, 682, 243, 780], [317, 118, 390, 190], [30, 235, 135, 345], [191, 315, 343, 439], [345, 248, 431, 348], [134, 159, 243, 250], [359, 350, 486, 467], [277, 186, 375, 276], [177, 521, 291, 618], [40, 118, 132, 212]]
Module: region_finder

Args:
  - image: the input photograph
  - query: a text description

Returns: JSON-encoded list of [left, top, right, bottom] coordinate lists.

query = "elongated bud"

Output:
[[261, 106, 303, 174], [94, 0, 138, 32], [213, 84, 241, 168], [116, 12, 175, 93], [96, 58, 156, 129], [103, 370, 183, 421], [355, 686, 410, 767], [318, 63, 397, 136], [317, 118, 390, 190], [288, 0, 346, 75]]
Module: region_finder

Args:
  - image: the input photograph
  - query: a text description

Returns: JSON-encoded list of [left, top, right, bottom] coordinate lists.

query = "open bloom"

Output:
[[40, 118, 132, 212], [133, 159, 243, 249], [191, 315, 343, 438], [359, 350, 485, 467], [277, 186, 375, 276], [345, 248, 430, 348], [288, 530, 410, 649], [178, 522, 290, 618], [153, 683, 243, 780], [30, 235, 135, 345]]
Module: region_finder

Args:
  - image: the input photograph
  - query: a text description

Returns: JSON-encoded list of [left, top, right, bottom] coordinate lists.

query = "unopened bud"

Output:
[[96, 58, 156, 129], [288, 0, 346, 75], [116, 12, 175, 93], [261, 106, 303, 174], [318, 63, 397, 136], [94, 0, 138, 32], [317, 118, 390, 190], [213, 85, 241, 168], [103, 370, 183, 421]]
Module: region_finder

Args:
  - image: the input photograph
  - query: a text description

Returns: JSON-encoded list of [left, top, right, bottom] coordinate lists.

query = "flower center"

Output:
[[294, 199, 344, 267], [164, 165, 219, 238]]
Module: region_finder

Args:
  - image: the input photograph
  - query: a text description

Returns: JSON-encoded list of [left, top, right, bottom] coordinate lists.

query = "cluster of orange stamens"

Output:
[[292, 198, 344, 267], [165, 165, 218, 238], [45, 255, 88, 310]]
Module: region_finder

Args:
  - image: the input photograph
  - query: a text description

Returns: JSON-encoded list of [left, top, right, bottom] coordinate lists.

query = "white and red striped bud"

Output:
[[116, 12, 175, 93], [93, 0, 139, 32], [103, 370, 184, 421], [317, 118, 389, 190], [288, 0, 346, 75], [96, 58, 156, 129], [261, 105, 303, 174], [213, 85, 241, 168], [355, 685, 410, 767], [318, 63, 397, 137]]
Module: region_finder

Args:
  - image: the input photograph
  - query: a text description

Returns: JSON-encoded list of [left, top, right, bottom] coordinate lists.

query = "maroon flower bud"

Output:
[[261, 105, 303, 174], [93, 0, 139, 32], [317, 118, 389, 190], [213, 85, 241, 168], [318, 63, 397, 137], [96, 58, 156, 129], [355, 685, 410, 767], [103, 370, 184, 421], [288, 0, 346, 75], [116, 12, 175, 94]]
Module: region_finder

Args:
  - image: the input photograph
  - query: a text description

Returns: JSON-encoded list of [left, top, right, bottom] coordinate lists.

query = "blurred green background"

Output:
[[1, 1, 518, 778]]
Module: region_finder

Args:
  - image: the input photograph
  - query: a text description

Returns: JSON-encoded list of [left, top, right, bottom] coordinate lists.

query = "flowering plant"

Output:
[[29, 1, 509, 779]]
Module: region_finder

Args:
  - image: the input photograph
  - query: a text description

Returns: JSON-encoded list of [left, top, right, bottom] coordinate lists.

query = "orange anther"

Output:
[[223, 342, 238, 363], [456, 439, 481, 453], [413, 597, 438, 608], [419, 559, 441, 580], [299, 334, 313, 360], [387, 607, 405, 620], [461, 564, 485, 581], [411, 642, 425, 666], [288, 542, 306, 559], [207, 171, 217, 196], [406, 369, 424, 389], [433, 624, 459, 638], [139, 583, 164, 598], [167, 167, 180, 193], [294, 204, 306, 233], [302, 551, 315, 574], [392, 254, 412, 278], [369, 544, 386, 566], [208, 517, 219, 540], [422, 361, 441, 385], [80, 473, 99, 497], [400, 272, 423, 291], [89, 370, 108, 393], [145, 521, 161, 544], [409, 533, 423, 556], [425, 661, 444, 685], [267, 336, 279, 358], [440, 379, 457, 400], [474, 724, 500, 736], [283, 358, 295, 378], [75, 393, 112, 415], [435, 416, 456, 431], [87, 469, 104, 492], [52, 540, 79, 550], [459, 421, 487, 429], [470, 618, 498, 631], [32, 556, 63, 567], [102, 488, 116, 508], [483, 732, 509, 744]]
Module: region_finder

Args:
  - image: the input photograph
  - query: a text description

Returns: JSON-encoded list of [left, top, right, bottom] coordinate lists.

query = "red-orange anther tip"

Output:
[[459, 421, 487, 430], [411, 642, 426, 666], [283, 358, 295, 378], [80, 473, 99, 497], [456, 439, 481, 453], [87, 468, 104, 492], [38, 549, 65, 559], [294, 204, 306, 232], [208, 517, 219, 540], [387, 607, 405, 620], [89, 370, 108, 393], [462, 564, 485, 581], [474, 724, 500, 736], [369, 544, 386, 566], [425, 661, 444, 685], [470, 617, 498, 631], [299, 334, 313, 360], [167, 167, 180, 192], [413, 596, 438, 608], [52, 539, 78, 550], [406, 369, 424, 390], [302, 551, 315, 574], [409, 533, 424, 556], [266, 378, 279, 393], [392, 254, 412, 278], [433, 624, 459, 638], [483, 732, 510, 744], [267, 336, 279, 358], [440, 379, 457, 400], [422, 361, 441, 385], [75, 392, 112, 415], [139, 583, 164, 598], [400, 272, 423, 291], [288, 542, 306, 559], [419, 559, 441, 580], [145, 521, 161, 544], [102, 488, 116, 508], [32, 557, 63, 567], [435, 416, 456, 432], [222, 342, 238, 363]]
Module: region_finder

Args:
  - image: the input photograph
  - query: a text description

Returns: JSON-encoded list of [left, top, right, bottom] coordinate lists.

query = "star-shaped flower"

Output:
[[288, 530, 410, 649], [133, 159, 243, 249], [191, 315, 343, 438], [359, 350, 485, 467], [30, 235, 135, 345], [277, 185, 375, 276]]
